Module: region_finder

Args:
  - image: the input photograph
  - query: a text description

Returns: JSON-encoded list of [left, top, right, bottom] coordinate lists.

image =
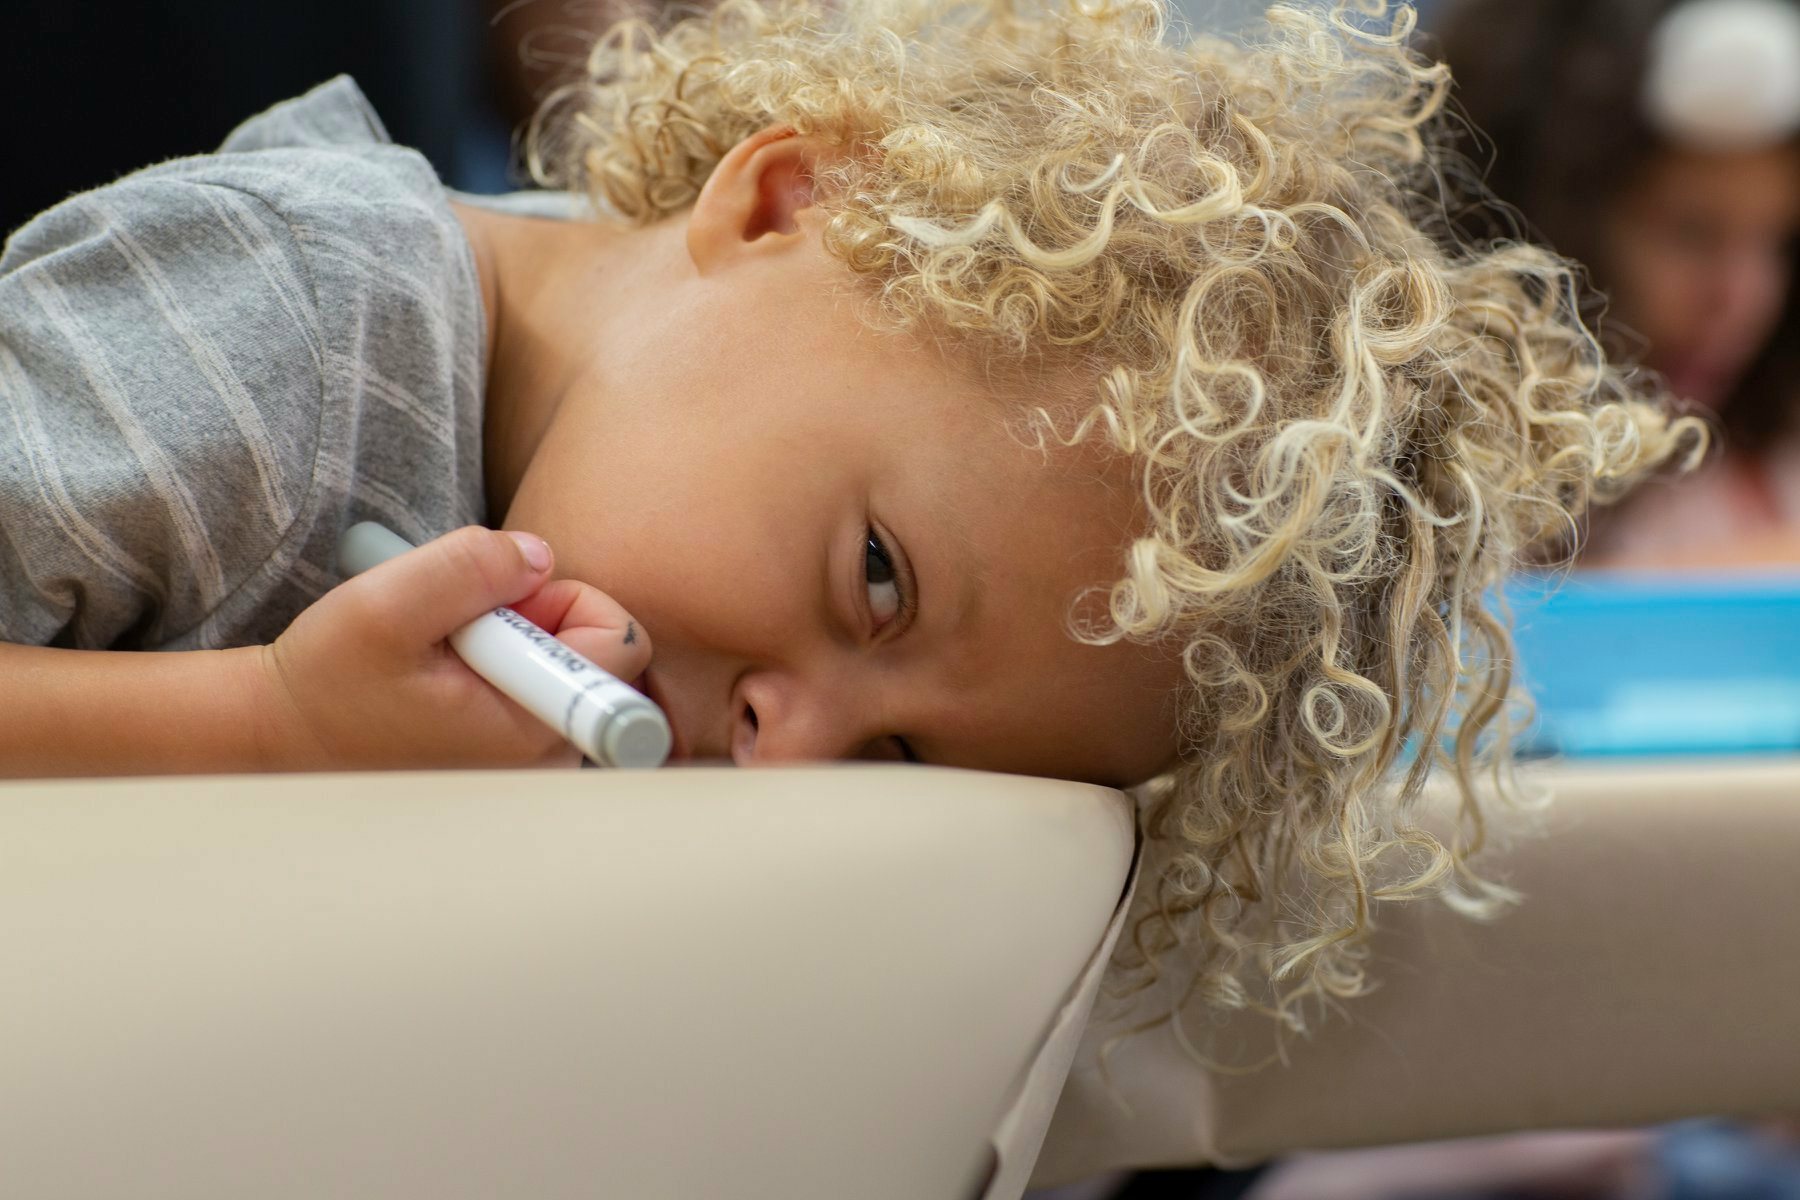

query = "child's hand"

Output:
[[256, 526, 651, 769]]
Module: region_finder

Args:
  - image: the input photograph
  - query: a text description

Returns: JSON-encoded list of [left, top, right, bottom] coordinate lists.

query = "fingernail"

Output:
[[508, 531, 552, 572]]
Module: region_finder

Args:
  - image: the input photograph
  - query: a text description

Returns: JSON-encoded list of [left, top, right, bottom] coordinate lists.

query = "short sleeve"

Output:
[[215, 75, 395, 154], [0, 175, 326, 649], [0, 75, 484, 652]]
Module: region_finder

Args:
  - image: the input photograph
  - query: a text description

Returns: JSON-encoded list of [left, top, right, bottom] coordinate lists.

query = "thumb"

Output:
[[354, 525, 555, 646]]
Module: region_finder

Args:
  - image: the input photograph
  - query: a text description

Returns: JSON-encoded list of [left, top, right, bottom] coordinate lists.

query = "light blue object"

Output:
[[1653, 1120, 1800, 1200], [1507, 572, 1800, 757]]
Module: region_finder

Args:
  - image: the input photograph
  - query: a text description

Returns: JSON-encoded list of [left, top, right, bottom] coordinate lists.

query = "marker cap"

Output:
[[600, 707, 673, 770]]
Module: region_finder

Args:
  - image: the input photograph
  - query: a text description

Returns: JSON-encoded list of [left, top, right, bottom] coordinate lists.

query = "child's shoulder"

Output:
[[153, 77, 463, 280], [0, 77, 485, 651], [4, 77, 464, 299]]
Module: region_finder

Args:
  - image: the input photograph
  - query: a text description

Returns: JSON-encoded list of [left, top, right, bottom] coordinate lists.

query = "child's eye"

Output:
[[865, 529, 903, 628]]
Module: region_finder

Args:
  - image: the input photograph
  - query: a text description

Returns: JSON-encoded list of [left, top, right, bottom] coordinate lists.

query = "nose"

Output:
[[1704, 241, 1789, 342], [730, 669, 895, 765]]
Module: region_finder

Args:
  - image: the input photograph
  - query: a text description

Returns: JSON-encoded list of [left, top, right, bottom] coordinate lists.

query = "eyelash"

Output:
[[863, 527, 913, 632], [863, 527, 919, 764]]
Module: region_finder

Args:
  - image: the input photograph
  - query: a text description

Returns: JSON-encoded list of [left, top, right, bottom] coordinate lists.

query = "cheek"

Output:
[[517, 455, 819, 661], [1613, 243, 1705, 343], [1745, 249, 1792, 320], [596, 527, 822, 684], [501, 428, 696, 614]]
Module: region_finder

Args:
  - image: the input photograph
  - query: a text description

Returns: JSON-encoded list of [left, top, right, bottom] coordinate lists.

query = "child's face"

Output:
[[500, 223, 1182, 786], [1606, 142, 1800, 410]]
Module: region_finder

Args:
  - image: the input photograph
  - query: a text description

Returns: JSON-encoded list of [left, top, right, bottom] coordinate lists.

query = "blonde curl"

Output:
[[529, 0, 1707, 1035]]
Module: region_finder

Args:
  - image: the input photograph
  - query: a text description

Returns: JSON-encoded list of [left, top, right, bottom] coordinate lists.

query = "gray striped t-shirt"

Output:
[[0, 76, 486, 651]]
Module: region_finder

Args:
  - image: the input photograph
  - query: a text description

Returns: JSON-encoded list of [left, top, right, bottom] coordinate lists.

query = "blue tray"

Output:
[[1506, 572, 1800, 757]]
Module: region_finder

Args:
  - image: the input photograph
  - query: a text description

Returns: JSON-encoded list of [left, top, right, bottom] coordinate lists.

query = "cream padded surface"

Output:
[[0, 766, 1132, 1200], [1035, 757, 1800, 1183]]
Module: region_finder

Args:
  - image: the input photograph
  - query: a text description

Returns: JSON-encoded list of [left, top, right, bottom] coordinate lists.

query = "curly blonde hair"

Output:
[[527, 0, 1705, 1027]]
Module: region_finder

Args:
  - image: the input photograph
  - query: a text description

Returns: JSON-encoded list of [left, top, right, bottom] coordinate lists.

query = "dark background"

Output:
[[2, 0, 533, 237]]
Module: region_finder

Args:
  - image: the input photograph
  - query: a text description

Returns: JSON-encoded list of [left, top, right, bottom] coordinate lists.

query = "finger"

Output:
[[508, 577, 652, 683], [507, 576, 632, 638], [352, 526, 555, 647], [553, 624, 652, 686]]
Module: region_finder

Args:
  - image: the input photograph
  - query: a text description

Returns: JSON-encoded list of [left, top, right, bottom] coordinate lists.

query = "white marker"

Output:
[[336, 522, 671, 769]]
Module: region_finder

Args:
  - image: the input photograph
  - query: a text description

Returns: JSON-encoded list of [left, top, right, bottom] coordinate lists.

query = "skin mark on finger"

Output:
[[624, 621, 638, 645]]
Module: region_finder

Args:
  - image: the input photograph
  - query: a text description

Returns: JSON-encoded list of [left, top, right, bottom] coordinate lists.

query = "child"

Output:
[[0, 1, 1701, 1018], [1441, 0, 1800, 569]]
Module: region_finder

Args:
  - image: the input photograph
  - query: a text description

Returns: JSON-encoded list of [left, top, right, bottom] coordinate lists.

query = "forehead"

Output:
[[935, 595, 1184, 786], [865, 346, 1183, 785], [1637, 144, 1800, 223]]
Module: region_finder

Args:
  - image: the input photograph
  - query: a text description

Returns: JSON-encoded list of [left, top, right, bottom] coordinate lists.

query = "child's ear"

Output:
[[686, 125, 832, 273]]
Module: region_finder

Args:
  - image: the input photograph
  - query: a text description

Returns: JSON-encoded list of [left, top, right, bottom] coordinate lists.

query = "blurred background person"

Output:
[[1437, 0, 1800, 568]]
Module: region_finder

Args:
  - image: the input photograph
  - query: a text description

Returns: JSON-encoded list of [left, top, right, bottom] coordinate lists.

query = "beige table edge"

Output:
[[1034, 756, 1800, 1183], [0, 765, 1132, 1200]]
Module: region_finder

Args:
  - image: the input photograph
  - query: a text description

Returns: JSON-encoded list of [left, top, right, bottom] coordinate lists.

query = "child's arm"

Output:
[[0, 642, 275, 777], [0, 527, 651, 778]]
